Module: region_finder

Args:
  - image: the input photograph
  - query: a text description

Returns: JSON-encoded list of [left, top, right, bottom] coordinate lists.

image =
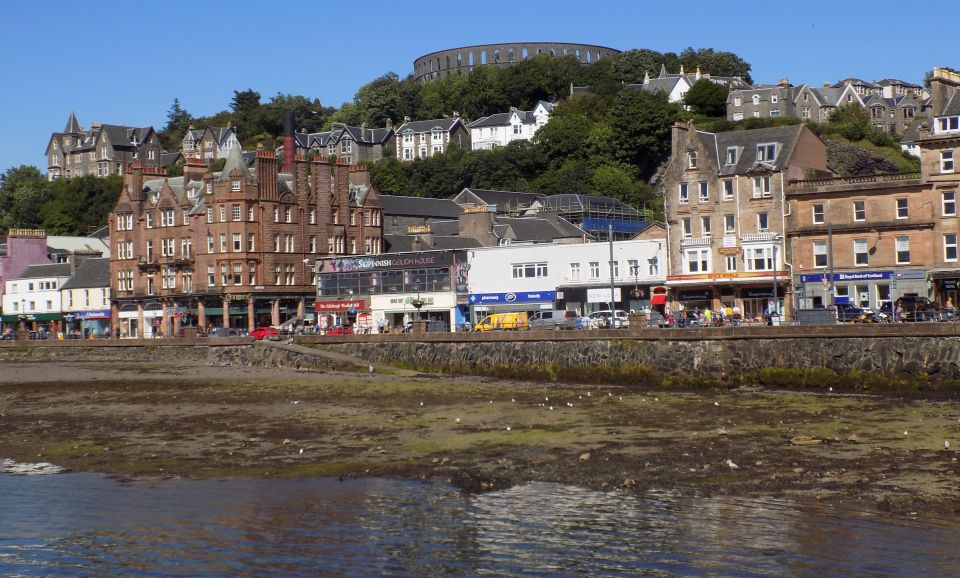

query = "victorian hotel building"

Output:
[[109, 146, 382, 337], [663, 123, 832, 320]]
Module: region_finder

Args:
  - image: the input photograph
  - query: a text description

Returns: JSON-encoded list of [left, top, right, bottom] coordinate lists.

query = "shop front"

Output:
[[317, 250, 467, 333], [796, 270, 926, 311], [1, 312, 62, 335], [67, 310, 111, 339], [314, 298, 368, 333], [468, 290, 557, 323], [931, 270, 960, 306], [558, 285, 653, 316]]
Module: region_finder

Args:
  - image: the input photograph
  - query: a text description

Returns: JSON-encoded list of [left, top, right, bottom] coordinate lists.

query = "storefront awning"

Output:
[[1, 313, 63, 322]]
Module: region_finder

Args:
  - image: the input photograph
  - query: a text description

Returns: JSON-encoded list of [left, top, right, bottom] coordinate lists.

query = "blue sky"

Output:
[[1, 0, 952, 173]]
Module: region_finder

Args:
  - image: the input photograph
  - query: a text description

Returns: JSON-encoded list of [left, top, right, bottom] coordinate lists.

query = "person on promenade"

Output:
[[704, 307, 713, 327]]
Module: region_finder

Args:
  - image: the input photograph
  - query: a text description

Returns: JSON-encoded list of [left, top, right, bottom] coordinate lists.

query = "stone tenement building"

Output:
[[108, 146, 383, 338], [413, 42, 620, 84]]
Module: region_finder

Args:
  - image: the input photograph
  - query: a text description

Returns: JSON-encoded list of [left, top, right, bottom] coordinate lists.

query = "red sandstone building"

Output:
[[108, 144, 382, 337]]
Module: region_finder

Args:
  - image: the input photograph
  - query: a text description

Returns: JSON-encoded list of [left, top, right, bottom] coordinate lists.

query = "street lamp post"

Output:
[[411, 292, 425, 320], [772, 239, 779, 323]]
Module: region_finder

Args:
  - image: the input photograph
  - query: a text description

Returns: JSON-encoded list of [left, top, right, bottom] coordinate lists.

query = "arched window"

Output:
[[508, 48, 515, 62], [468, 52, 474, 66], [521, 48, 528, 59], [494, 48, 500, 62], [575, 49, 581, 61], [752, 94, 760, 105], [549, 48, 556, 56], [457, 52, 462, 67], [586, 50, 591, 63], [536, 48, 542, 56], [481, 50, 486, 64]]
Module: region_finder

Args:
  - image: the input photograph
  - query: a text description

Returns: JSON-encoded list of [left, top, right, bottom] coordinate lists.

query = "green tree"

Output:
[[353, 73, 405, 127], [370, 157, 412, 195], [532, 114, 595, 169], [678, 47, 752, 83], [684, 79, 729, 117], [0, 165, 49, 230], [42, 175, 122, 235], [159, 98, 194, 150], [607, 89, 680, 179], [610, 49, 674, 84]]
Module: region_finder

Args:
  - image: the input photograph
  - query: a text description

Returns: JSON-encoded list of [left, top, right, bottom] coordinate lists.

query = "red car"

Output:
[[250, 327, 280, 340], [325, 324, 354, 335]]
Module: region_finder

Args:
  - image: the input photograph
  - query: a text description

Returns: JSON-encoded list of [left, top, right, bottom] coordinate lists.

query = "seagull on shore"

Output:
[[945, 440, 950, 450]]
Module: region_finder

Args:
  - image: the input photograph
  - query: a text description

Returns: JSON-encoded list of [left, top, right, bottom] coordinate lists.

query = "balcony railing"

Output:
[[740, 232, 779, 242], [680, 236, 712, 247]]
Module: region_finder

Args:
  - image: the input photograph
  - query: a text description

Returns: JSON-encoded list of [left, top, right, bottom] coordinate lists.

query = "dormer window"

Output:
[[725, 147, 737, 165], [231, 180, 240, 191], [937, 116, 960, 134], [687, 151, 698, 169], [752, 95, 760, 105], [756, 143, 777, 162]]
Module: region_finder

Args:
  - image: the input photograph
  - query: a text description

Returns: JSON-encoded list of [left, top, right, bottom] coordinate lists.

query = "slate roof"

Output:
[[941, 89, 960, 116], [453, 188, 546, 212], [379, 195, 463, 219], [161, 152, 182, 168], [697, 124, 807, 176], [15, 263, 72, 279], [497, 216, 585, 241], [61, 258, 110, 290], [64, 112, 81, 134], [220, 145, 249, 179], [396, 118, 462, 134], [383, 234, 482, 253]]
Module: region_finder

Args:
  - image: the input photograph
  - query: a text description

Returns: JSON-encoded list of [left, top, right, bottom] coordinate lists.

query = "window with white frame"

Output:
[[943, 190, 957, 216], [854, 238, 869, 266], [771, 94, 778, 104], [752, 94, 760, 105], [219, 205, 226, 222], [569, 262, 581, 281], [248, 264, 257, 285], [734, 96, 741, 106], [725, 147, 737, 165], [145, 240, 154, 261], [207, 234, 215, 253], [180, 237, 191, 258], [161, 209, 174, 226], [512, 262, 548, 278], [724, 214, 735, 234], [678, 183, 689, 203], [722, 179, 734, 200], [162, 267, 176, 290], [221, 264, 229, 286], [684, 248, 710, 273], [207, 265, 216, 287], [812, 203, 824, 224], [853, 200, 866, 221], [945, 233, 958, 261], [942, 150, 955, 173], [682, 217, 692, 238], [231, 179, 240, 191], [896, 198, 908, 219], [687, 151, 698, 169], [284, 234, 294, 253], [145, 213, 153, 228], [895, 236, 910, 264], [606, 260, 619, 278], [589, 261, 600, 279], [219, 234, 227, 253], [285, 206, 292, 223], [146, 271, 155, 295], [701, 216, 712, 236], [247, 233, 255, 252], [232, 234, 241, 252], [273, 206, 280, 223], [310, 235, 317, 253], [232, 264, 243, 285], [248, 206, 255, 221], [753, 176, 771, 197], [161, 238, 174, 257], [232, 204, 241, 221], [627, 259, 639, 277], [744, 246, 773, 271], [725, 255, 737, 272], [206, 207, 213, 223], [756, 143, 777, 161], [182, 211, 189, 225], [757, 212, 769, 232], [699, 181, 708, 202], [309, 208, 316, 224]]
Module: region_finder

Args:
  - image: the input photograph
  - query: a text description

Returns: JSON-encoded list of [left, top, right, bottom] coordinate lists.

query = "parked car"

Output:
[[474, 312, 529, 332], [588, 309, 630, 329], [835, 303, 876, 323], [326, 324, 354, 335], [895, 295, 942, 322], [528, 309, 579, 330], [250, 326, 280, 340]]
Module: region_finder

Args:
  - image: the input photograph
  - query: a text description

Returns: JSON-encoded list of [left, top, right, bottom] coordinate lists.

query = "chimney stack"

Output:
[[282, 111, 295, 173]]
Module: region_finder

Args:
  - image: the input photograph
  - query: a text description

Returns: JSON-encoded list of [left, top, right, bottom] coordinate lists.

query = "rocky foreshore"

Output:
[[1, 358, 959, 515]]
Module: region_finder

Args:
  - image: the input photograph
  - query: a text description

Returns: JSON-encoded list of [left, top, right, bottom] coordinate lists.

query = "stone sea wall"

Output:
[[325, 335, 960, 388]]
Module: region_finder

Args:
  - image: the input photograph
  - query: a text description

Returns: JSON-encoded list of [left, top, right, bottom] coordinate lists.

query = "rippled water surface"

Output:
[[1, 473, 958, 576]]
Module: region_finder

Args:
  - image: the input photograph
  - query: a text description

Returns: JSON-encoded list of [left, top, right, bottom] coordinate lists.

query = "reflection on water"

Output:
[[1, 474, 958, 577]]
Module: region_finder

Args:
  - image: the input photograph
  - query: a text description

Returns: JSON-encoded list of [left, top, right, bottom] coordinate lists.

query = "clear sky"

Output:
[[1, 0, 952, 173]]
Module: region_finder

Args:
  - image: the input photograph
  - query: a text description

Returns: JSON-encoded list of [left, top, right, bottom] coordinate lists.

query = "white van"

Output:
[[588, 309, 630, 329], [528, 310, 579, 330]]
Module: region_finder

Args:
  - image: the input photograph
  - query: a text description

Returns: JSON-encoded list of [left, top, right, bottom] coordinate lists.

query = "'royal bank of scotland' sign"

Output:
[[800, 271, 892, 283]]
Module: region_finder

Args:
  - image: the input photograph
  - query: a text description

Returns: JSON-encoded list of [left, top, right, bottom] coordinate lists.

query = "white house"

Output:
[[2, 263, 72, 335], [466, 239, 666, 318], [467, 101, 554, 150]]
